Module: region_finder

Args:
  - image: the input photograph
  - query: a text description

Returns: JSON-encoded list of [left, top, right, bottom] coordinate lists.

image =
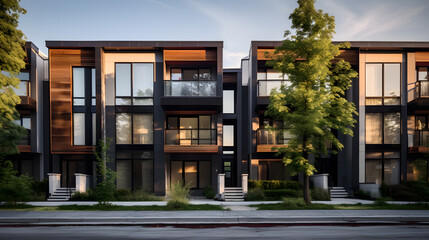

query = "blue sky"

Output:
[[19, 0, 429, 68]]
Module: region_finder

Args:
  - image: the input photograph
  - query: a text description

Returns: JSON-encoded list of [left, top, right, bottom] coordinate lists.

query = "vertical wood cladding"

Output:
[[50, 48, 95, 154]]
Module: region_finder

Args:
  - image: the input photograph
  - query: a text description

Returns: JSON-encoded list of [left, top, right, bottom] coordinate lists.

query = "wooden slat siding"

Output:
[[257, 49, 276, 61], [50, 48, 95, 154], [223, 72, 237, 83], [256, 145, 285, 153], [18, 145, 32, 153], [336, 50, 359, 66], [164, 50, 216, 61], [164, 145, 219, 153]]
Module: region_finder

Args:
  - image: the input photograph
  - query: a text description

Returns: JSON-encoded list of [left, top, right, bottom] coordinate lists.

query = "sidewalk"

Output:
[[24, 198, 422, 207], [1, 209, 428, 225]]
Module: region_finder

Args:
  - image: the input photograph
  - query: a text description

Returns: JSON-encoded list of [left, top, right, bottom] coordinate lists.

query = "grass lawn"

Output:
[[0, 203, 225, 211], [252, 203, 429, 210]]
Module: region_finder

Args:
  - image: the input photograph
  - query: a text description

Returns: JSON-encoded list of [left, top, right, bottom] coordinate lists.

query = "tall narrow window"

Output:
[[72, 67, 95, 146], [115, 63, 153, 105], [223, 125, 234, 147], [223, 90, 235, 114]]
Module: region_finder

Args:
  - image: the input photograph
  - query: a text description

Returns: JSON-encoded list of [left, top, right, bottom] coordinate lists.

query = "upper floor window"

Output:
[[72, 67, 96, 146], [223, 90, 235, 114], [165, 115, 216, 145], [257, 69, 290, 96], [116, 113, 153, 144], [2, 71, 30, 96], [13, 116, 31, 145], [171, 68, 211, 80], [417, 67, 429, 96], [366, 63, 401, 105], [115, 63, 154, 105], [366, 112, 400, 144]]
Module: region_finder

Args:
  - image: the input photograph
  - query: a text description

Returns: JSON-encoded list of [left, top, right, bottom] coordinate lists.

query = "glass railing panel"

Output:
[[164, 81, 217, 96]]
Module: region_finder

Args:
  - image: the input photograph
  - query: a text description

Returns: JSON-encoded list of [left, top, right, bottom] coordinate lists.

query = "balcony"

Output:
[[161, 80, 221, 110], [164, 129, 218, 153], [257, 80, 290, 105], [256, 128, 289, 152], [408, 81, 429, 106], [409, 130, 429, 153]]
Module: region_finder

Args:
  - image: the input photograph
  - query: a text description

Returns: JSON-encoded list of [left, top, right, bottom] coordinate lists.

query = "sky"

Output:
[[18, 0, 429, 68]]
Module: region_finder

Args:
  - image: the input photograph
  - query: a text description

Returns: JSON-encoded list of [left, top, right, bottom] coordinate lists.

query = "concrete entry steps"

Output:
[[330, 187, 349, 198], [224, 187, 244, 201], [47, 188, 76, 201]]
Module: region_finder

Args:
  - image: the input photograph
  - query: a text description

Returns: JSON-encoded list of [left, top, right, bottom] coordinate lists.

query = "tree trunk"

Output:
[[303, 174, 311, 205]]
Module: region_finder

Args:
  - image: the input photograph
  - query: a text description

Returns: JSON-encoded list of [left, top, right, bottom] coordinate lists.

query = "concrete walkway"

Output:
[[0, 210, 428, 225], [24, 198, 423, 207]]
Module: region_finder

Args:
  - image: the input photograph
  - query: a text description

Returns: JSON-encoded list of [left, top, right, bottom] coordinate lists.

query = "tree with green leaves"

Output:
[[93, 138, 117, 205], [266, 0, 358, 204]]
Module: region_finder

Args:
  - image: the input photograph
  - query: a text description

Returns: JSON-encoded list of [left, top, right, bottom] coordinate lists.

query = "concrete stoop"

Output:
[[224, 187, 245, 202], [47, 188, 76, 201]]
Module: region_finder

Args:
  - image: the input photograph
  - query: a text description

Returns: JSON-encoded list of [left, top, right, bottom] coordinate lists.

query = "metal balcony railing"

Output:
[[256, 128, 290, 145], [165, 129, 217, 145], [408, 81, 429, 102], [164, 80, 217, 96]]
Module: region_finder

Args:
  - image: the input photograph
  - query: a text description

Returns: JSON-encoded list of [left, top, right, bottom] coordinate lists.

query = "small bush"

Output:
[[167, 181, 190, 208], [282, 198, 307, 208], [311, 188, 331, 201], [70, 191, 95, 201], [114, 189, 132, 200], [203, 186, 215, 199], [129, 190, 160, 201], [0, 174, 34, 204], [380, 182, 390, 197], [373, 198, 389, 207], [265, 189, 301, 200], [248, 180, 301, 190], [245, 188, 265, 201], [354, 190, 372, 200], [389, 181, 429, 201], [166, 199, 189, 209]]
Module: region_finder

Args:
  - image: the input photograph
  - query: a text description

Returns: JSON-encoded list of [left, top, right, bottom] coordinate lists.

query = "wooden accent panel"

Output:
[[416, 52, 429, 62], [409, 146, 429, 153], [365, 54, 402, 63], [256, 145, 285, 152], [337, 50, 359, 66], [223, 72, 237, 83], [164, 50, 216, 61], [18, 145, 31, 153], [50, 48, 95, 154], [164, 145, 219, 153], [257, 49, 276, 61], [19, 96, 36, 109]]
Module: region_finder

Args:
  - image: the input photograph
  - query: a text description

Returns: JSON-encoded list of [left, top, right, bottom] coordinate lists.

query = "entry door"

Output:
[[223, 161, 232, 187], [61, 160, 86, 188], [184, 162, 198, 188]]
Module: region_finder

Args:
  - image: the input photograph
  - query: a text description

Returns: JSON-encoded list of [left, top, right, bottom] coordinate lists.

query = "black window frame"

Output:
[[115, 113, 154, 145], [170, 68, 212, 81], [115, 150, 154, 191], [165, 115, 217, 145], [365, 151, 400, 185], [169, 160, 211, 189], [114, 62, 154, 106], [365, 63, 401, 106], [365, 112, 401, 145]]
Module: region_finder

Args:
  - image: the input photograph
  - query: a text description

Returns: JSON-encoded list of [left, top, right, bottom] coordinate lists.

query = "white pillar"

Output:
[[242, 174, 248, 195], [75, 173, 88, 193], [217, 174, 225, 200], [48, 173, 61, 195]]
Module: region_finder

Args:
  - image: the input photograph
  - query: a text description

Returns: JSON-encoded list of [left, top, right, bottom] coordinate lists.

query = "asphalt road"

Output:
[[1, 225, 429, 240]]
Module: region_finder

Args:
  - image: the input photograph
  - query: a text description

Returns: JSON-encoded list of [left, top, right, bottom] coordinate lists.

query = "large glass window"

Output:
[[116, 150, 154, 191], [115, 63, 153, 105], [365, 152, 400, 185], [116, 113, 153, 145], [166, 115, 216, 145], [72, 67, 96, 146], [417, 67, 429, 96], [366, 63, 401, 105], [170, 161, 211, 189], [223, 90, 235, 114], [366, 113, 400, 144], [2, 71, 30, 97], [257, 69, 290, 96], [223, 125, 234, 147]]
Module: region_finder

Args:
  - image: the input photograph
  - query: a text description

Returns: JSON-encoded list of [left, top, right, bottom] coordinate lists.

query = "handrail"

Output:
[[165, 129, 217, 145], [408, 81, 429, 102], [164, 80, 217, 96]]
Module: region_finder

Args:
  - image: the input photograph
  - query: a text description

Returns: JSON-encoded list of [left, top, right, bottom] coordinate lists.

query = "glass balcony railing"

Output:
[[257, 80, 290, 96], [256, 128, 290, 145], [411, 130, 429, 147], [408, 81, 429, 102], [165, 129, 217, 145], [164, 80, 217, 96]]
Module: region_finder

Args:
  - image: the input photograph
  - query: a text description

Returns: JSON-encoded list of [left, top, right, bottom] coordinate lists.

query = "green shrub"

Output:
[[0, 174, 34, 204], [114, 189, 131, 200], [282, 198, 307, 208], [167, 181, 190, 207], [70, 191, 94, 201], [389, 181, 429, 201], [354, 190, 372, 200], [248, 180, 301, 190], [264, 189, 301, 200], [311, 188, 331, 201], [380, 182, 390, 197], [373, 198, 389, 207], [203, 186, 215, 199], [129, 190, 160, 201], [245, 188, 265, 201]]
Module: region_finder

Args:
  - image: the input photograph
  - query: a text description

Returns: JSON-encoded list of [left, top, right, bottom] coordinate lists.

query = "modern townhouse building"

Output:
[[7, 42, 49, 182], [243, 41, 429, 196], [7, 40, 429, 199]]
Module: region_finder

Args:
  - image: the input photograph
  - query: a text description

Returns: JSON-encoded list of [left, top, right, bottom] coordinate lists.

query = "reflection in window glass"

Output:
[[183, 69, 198, 80], [116, 160, 132, 190], [184, 162, 198, 188], [91, 69, 96, 97], [73, 113, 85, 145], [384, 113, 400, 144], [116, 113, 131, 144], [171, 161, 182, 185], [115, 64, 131, 96], [73, 68, 85, 98], [267, 69, 283, 80], [223, 90, 235, 114], [180, 118, 198, 129], [366, 113, 382, 144], [171, 69, 182, 80], [384, 64, 400, 97], [418, 67, 428, 81], [223, 125, 234, 146], [199, 69, 211, 80], [133, 114, 153, 144], [133, 63, 153, 97]]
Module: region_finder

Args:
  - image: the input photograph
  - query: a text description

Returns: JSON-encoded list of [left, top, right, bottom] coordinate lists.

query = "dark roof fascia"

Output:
[[251, 40, 429, 49], [45, 41, 223, 49]]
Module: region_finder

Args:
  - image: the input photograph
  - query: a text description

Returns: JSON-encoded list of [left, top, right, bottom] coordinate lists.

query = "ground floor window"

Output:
[[365, 152, 400, 185], [258, 161, 287, 180], [116, 150, 153, 192], [170, 161, 211, 189]]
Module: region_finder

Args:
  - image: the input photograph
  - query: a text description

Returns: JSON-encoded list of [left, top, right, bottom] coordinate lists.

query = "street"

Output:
[[1, 225, 428, 240]]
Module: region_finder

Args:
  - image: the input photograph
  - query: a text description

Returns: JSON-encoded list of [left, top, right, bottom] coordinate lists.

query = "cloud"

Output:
[[224, 50, 248, 69]]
